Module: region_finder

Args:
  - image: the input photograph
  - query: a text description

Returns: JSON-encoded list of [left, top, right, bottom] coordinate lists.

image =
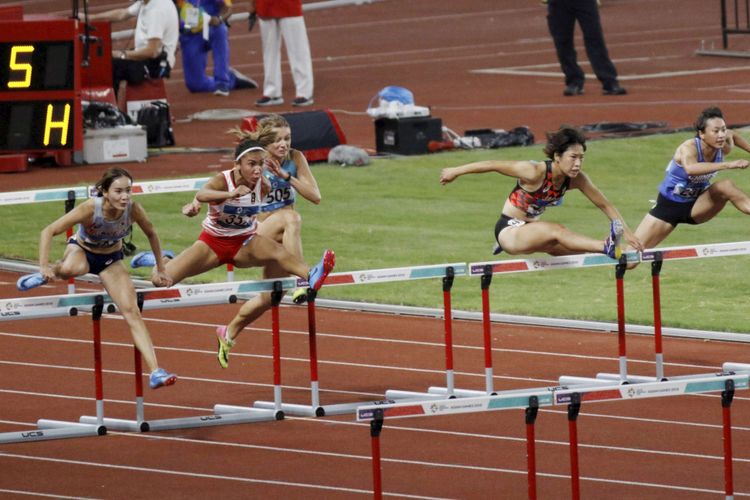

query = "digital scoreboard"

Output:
[[0, 19, 82, 152]]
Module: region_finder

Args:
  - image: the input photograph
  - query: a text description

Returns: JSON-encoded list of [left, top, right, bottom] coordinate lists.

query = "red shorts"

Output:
[[198, 230, 252, 264]]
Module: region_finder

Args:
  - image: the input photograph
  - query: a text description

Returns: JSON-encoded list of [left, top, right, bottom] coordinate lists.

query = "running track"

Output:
[[0, 271, 748, 498], [2, 0, 750, 497]]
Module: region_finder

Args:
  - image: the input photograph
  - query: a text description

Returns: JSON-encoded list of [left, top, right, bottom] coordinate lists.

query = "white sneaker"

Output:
[[214, 87, 230, 97]]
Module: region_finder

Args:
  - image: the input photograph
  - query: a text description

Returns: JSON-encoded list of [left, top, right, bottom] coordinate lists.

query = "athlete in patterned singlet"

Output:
[[631, 107, 750, 250], [148, 137, 334, 368], [440, 127, 641, 257], [16, 168, 177, 389]]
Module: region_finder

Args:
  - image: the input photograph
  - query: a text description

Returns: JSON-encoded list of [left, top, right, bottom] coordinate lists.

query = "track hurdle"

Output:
[[0, 276, 298, 441], [357, 372, 748, 499], [431, 241, 750, 398], [575, 241, 750, 385], [251, 263, 467, 416], [0, 295, 106, 444], [76, 277, 299, 432]]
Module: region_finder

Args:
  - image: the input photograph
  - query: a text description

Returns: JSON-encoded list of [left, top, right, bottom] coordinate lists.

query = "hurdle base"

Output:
[[559, 376, 614, 387], [79, 415, 148, 433], [144, 408, 282, 432], [250, 401, 323, 417], [255, 400, 385, 417], [384, 389, 447, 401], [723, 362, 750, 374], [213, 404, 285, 420], [0, 421, 105, 444], [596, 373, 660, 383], [428, 386, 495, 398]]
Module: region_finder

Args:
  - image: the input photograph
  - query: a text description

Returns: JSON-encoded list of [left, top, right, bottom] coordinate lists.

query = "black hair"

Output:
[[695, 106, 725, 135], [543, 126, 587, 159], [234, 137, 265, 162], [94, 167, 133, 196]]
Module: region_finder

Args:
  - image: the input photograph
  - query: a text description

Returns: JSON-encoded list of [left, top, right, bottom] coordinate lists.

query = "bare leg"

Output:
[[225, 260, 285, 341], [224, 211, 304, 342], [154, 241, 221, 286], [499, 221, 606, 256], [233, 234, 309, 278], [100, 262, 161, 373], [259, 209, 304, 258], [53, 244, 90, 279], [625, 213, 675, 269], [692, 179, 750, 223]]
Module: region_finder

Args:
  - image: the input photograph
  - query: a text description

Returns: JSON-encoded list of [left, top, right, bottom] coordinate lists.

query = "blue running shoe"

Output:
[[603, 219, 624, 259], [308, 249, 335, 291], [17, 272, 47, 291], [149, 368, 177, 389], [131, 250, 174, 268]]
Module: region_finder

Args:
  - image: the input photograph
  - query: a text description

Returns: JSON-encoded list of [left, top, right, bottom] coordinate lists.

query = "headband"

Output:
[[235, 146, 265, 162]]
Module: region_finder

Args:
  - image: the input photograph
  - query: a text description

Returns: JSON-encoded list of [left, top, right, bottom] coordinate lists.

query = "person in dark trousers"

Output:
[[545, 0, 627, 96]]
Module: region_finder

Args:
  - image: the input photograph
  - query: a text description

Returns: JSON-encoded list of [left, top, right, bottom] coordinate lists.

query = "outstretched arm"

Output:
[[573, 173, 643, 251], [679, 140, 749, 175], [439, 160, 538, 185], [727, 129, 750, 156]]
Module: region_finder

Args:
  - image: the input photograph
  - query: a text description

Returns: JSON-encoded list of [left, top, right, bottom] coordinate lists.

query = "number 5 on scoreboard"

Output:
[[7, 45, 34, 89]]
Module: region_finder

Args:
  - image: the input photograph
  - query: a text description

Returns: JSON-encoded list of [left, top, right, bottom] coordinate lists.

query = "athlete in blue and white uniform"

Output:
[[632, 106, 750, 250], [440, 127, 641, 258], [16, 168, 177, 389]]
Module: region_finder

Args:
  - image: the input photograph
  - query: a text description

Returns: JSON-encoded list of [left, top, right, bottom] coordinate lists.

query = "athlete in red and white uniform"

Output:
[[148, 137, 335, 368], [440, 127, 642, 257]]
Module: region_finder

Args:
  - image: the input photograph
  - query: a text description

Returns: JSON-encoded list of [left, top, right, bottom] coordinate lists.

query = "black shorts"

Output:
[[68, 239, 124, 275], [493, 214, 527, 253], [648, 193, 699, 227]]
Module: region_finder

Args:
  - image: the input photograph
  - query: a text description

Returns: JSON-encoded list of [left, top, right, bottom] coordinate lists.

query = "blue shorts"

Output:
[[68, 238, 124, 275]]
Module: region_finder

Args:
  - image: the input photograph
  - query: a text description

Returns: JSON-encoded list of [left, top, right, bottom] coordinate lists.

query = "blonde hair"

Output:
[[227, 124, 279, 148]]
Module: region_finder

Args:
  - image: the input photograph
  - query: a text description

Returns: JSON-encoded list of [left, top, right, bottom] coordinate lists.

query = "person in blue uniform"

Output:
[[176, 0, 258, 96], [632, 107, 750, 249], [440, 127, 641, 257], [16, 168, 177, 390]]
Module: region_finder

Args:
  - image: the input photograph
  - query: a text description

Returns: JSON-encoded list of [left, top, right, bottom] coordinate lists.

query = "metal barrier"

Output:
[[698, 0, 750, 57]]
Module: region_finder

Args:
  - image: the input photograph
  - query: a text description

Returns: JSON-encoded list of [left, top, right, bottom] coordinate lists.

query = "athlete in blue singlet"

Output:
[[440, 127, 642, 258], [16, 168, 177, 389], [632, 106, 750, 251]]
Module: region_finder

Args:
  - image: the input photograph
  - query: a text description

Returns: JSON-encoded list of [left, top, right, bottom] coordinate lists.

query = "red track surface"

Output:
[[2, 0, 750, 498], [0, 272, 748, 499]]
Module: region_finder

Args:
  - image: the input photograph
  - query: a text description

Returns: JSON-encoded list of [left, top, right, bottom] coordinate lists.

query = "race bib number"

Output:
[[265, 186, 293, 205]]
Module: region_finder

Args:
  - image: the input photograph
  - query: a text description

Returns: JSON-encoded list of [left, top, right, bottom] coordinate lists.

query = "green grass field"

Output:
[[3, 131, 749, 332]]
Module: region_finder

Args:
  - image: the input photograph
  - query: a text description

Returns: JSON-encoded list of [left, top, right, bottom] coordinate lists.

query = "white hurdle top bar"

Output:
[[0, 276, 297, 321], [0, 177, 209, 206], [319, 262, 466, 287], [356, 372, 749, 421], [469, 241, 750, 276], [0, 262, 463, 321]]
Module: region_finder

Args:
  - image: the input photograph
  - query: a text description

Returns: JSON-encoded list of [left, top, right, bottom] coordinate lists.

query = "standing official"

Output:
[[249, 0, 314, 107], [544, 0, 626, 96]]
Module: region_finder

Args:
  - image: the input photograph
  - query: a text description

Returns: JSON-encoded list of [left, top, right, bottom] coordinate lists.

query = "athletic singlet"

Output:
[[658, 137, 722, 203], [76, 196, 132, 249], [508, 160, 570, 218], [201, 169, 262, 237], [261, 155, 297, 212]]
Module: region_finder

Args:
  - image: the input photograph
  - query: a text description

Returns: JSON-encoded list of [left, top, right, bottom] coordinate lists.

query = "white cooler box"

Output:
[[82, 125, 147, 164]]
